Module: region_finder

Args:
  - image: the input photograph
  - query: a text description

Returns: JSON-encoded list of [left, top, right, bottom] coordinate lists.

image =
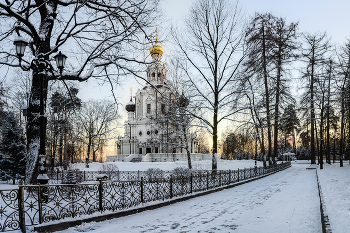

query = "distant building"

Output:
[[106, 31, 212, 162]]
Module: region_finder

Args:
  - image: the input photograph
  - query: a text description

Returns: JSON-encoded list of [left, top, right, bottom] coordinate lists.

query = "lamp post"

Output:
[[14, 36, 67, 184]]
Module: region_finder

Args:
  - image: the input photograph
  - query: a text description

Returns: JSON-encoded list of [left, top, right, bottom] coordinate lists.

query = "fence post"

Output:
[[190, 173, 193, 194], [84, 170, 86, 181], [170, 175, 173, 199], [254, 166, 257, 177], [219, 171, 221, 187], [156, 178, 159, 199], [206, 171, 209, 190], [229, 169, 231, 184], [37, 185, 42, 224], [98, 180, 103, 212], [18, 183, 26, 233], [237, 168, 239, 182], [141, 177, 144, 203]]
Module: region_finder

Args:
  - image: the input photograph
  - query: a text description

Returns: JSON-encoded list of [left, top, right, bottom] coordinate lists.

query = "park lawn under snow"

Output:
[[317, 162, 350, 233], [70, 159, 263, 172]]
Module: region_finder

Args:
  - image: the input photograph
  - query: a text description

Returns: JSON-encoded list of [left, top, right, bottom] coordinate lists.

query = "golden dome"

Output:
[[149, 44, 164, 56], [149, 28, 164, 56]]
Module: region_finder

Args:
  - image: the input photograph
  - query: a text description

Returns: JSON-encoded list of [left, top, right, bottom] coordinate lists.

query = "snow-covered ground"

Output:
[[69, 159, 263, 172], [49, 161, 350, 233], [317, 162, 350, 233], [3, 160, 349, 232]]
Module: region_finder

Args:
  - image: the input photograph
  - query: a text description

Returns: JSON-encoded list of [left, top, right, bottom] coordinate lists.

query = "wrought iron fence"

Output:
[[0, 162, 290, 232]]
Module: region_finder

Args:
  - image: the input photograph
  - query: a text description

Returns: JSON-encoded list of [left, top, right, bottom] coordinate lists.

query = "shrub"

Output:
[[98, 163, 119, 180], [171, 167, 190, 178], [145, 168, 164, 181]]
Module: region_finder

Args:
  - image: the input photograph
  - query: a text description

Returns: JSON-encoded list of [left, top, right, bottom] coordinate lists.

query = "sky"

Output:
[[4, 0, 348, 154], [75, 0, 350, 144], [78, 0, 350, 104]]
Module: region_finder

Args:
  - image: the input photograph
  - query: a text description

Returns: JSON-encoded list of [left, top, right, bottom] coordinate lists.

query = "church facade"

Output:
[[106, 34, 212, 162]]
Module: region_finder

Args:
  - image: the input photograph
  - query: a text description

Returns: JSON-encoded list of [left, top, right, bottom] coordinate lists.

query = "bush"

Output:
[[98, 163, 119, 180], [171, 167, 191, 178], [145, 168, 164, 181], [62, 167, 82, 184]]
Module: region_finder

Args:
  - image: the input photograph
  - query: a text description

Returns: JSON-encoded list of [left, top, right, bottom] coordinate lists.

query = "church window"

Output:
[[147, 130, 151, 135], [155, 130, 158, 134], [161, 104, 165, 114], [152, 73, 155, 80], [158, 73, 162, 80], [139, 131, 142, 136], [139, 148, 142, 154], [147, 104, 151, 114]]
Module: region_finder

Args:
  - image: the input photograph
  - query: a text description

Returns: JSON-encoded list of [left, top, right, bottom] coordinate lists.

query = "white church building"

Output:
[[106, 33, 212, 162]]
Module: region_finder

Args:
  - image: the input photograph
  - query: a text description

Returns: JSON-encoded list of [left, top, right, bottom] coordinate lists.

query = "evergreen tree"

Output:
[[280, 104, 300, 153], [48, 87, 82, 167], [0, 112, 26, 184]]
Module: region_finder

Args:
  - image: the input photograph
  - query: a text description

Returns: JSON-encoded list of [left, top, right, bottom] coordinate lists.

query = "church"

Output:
[[106, 32, 212, 162]]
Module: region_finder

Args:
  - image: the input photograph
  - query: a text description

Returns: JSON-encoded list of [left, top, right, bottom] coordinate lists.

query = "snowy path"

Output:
[[56, 164, 322, 233]]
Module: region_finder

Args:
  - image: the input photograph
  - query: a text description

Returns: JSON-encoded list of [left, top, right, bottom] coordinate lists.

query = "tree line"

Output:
[[173, 0, 350, 168]]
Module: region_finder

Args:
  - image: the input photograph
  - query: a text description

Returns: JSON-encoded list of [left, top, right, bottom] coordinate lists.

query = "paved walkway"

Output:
[[57, 164, 322, 233]]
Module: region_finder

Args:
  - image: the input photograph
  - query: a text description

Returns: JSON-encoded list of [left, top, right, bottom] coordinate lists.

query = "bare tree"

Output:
[[47, 86, 81, 167], [300, 32, 330, 165], [0, 0, 160, 182], [245, 13, 275, 165], [76, 100, 118, 167], [337, 39, 350, 165], [245, 13, 298, 165], [270, 17, 298, 163], [172, 0, 246, 170], [197, 130, 210, 154]]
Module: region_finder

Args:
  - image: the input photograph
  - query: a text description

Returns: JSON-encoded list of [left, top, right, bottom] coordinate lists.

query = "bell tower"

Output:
[[147, 29, 167, 85]]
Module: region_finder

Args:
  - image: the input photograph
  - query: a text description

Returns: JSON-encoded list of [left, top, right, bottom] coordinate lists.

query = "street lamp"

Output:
[[54, 51, 67, 75], [13, 36, 28, 59], [14, 36, 67, 184]]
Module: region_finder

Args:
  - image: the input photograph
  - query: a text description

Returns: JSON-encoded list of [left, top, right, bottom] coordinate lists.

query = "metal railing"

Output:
[[0, 162, 290, 232]]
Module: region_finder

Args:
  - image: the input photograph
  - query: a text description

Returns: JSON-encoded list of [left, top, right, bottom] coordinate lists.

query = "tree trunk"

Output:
[[27, 72, 49, 184], [347, 89, 350, 162], [212, 107, 218, 170], [186, 148, 192, 170], [319, 105, 324, 169], [315, 120, 320, 165], [262, 23, 272, 166], [340, 88, 345, 167], [310, 50, 316, 164], [260, 125, 266, 167], [59, 134, 63, 167], [86, 135, 92, 167], [326, 70, 331, 164], [273, 46, 282, 165]]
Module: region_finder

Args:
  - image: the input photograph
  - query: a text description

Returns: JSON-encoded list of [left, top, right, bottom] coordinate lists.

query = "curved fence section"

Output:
[[0, 162, 290, 232]]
